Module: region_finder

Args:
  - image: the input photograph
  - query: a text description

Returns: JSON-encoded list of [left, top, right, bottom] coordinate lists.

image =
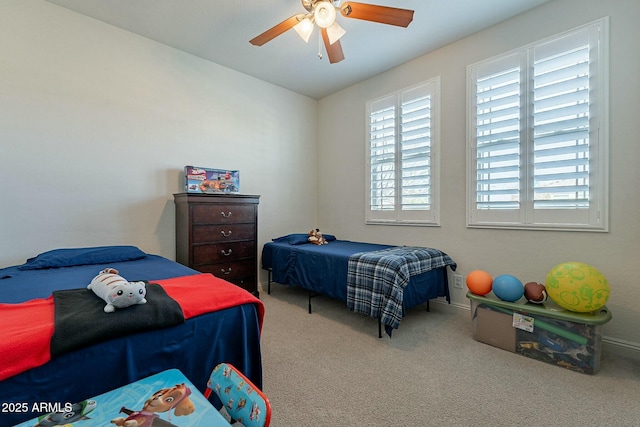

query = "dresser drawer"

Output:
[[192, 204, 255, 225], [196, 259, 255, 280], [192, 223, 256, 243], [192, 241, 256, 265], [227, 275, 257, 293]]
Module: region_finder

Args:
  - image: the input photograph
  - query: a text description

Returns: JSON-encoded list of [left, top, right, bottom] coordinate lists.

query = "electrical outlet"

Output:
[[453, 274, 464, 289]]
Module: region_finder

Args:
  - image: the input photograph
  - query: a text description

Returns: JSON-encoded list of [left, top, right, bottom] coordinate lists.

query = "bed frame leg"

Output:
[[308, 292, 321, 314], [378, 318, 382, 338], [267, 269, 272, 295]]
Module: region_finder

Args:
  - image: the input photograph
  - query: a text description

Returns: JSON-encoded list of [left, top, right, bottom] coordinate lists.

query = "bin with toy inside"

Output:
[[467, 292, 611, 374]]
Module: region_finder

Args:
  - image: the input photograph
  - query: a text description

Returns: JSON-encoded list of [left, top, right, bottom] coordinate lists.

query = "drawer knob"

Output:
[[220, 230, 233, 237], [221, 211, 232, 217], [221, 267, 232, 275], [221, 249, 233, 256]]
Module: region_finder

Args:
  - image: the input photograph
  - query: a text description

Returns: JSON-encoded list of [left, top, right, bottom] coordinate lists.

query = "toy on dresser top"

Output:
[[87, 268, 147, 313]]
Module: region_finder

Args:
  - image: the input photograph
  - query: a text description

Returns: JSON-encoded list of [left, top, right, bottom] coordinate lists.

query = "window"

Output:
[[466, 18, 609, 231], [366, 78, 440, 225]]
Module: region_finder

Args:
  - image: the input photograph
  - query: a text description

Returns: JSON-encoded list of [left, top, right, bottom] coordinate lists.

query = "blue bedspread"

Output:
[[263, 240, 395, 301], [346, 247, 457, 335], [0, 254, 196, 303]]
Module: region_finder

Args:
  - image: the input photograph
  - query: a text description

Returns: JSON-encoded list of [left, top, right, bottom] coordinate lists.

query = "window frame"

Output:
[[365, 77, 441, 226], [466, 18, 609, 232]]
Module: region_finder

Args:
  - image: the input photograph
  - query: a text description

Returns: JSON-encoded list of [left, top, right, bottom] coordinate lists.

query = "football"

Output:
[[524, 282, 547, 304]]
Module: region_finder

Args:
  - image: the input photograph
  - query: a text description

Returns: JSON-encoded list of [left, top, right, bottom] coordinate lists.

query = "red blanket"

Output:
[[0, 273, 264, 381]]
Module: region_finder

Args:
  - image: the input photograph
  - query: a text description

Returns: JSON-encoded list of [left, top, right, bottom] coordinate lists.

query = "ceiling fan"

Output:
[[249, 0, 414, 64]]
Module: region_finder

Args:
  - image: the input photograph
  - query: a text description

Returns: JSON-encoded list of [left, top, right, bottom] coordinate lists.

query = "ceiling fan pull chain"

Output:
[[317, 31, 323, 59]]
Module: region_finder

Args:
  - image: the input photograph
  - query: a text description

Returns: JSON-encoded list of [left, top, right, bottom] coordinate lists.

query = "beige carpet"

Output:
[[259, 284, 640, 427]]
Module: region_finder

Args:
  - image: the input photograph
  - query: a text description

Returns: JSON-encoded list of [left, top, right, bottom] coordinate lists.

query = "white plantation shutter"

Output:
[[533, 35, 591, 210], [401, 86, 432, 211], [367, 78, 440, 225], [475, 54, 522, 211], [467, 18, 608, 231], [369, 97, 396, 212]]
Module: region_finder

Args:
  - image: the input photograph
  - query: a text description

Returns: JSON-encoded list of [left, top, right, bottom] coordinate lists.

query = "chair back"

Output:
[[204, 363, 271, 427]]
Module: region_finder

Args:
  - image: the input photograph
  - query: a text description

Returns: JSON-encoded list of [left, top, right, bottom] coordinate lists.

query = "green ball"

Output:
[[545, 262, 610, 313]]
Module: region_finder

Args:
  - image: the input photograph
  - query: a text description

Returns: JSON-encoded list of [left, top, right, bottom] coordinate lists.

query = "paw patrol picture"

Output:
[[184, 166, 240, 194], [14, 369, 226, 427]]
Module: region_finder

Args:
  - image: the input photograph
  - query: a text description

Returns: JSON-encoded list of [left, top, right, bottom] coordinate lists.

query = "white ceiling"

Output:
[[46, 0, 550, 99]]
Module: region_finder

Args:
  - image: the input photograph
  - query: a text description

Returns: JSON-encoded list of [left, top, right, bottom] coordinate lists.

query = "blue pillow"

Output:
[[272, 233, 336, 245], [18, 246, 147, 270]]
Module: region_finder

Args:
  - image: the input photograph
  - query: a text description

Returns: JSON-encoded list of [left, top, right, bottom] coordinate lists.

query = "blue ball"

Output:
[[492, 274, 524, 302]]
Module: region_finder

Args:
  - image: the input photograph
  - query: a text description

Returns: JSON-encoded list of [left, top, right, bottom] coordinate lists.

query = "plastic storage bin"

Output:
[[467, 292, 611, 374]]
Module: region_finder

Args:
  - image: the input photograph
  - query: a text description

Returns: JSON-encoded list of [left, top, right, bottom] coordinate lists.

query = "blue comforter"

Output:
[[263, 240, 395, 301], [0, 253, 195, 303]]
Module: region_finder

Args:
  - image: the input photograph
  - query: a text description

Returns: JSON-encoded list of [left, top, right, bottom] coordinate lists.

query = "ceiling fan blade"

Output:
[[340, 2, 414, 27], [250, 15, 303, 46], [321, 28, 345, 64]]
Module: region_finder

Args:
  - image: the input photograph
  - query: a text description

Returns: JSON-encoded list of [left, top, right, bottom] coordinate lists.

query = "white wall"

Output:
[[318, 0, 640, 351], [0, 0, 318, 267]]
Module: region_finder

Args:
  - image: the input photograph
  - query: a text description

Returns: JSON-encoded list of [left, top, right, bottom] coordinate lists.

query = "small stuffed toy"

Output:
[[308, 228, 328, 245], [524, 282, 548, 304], [88, 268, 147, 313]]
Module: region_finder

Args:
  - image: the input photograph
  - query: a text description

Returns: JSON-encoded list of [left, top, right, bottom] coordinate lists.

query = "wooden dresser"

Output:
[[174, 193, 260, 296]]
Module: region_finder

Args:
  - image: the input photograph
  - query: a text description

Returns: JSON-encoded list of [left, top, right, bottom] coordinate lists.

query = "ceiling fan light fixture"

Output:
[[293, 17, 314, 43], [249, 0, 415, 64], [326, 21, 346, 45], [314, 1, 337, 28]]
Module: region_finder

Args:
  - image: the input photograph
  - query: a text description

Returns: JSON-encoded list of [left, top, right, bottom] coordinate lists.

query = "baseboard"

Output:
[[431, 297, 468, 312], [602, 337, 640, 361]]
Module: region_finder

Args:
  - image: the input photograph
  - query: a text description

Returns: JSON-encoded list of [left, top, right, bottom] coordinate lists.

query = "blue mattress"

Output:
[[0, 247, 263, 426], [262, 239, 451, 312]]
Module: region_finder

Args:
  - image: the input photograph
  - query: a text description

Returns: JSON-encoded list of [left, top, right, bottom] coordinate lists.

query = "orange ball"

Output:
[[466, 270, 493, 296]]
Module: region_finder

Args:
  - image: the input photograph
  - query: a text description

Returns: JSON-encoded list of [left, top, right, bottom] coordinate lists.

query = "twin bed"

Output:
[[0, 246, 264, 426], [261, 234, 457, 337]]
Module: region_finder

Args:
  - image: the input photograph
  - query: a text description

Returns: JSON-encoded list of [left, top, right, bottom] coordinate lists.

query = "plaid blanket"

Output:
[[346, 247, 457, 335]]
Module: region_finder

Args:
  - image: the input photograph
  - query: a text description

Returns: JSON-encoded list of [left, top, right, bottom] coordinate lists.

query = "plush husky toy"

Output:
[[88, 268, 147, 313]]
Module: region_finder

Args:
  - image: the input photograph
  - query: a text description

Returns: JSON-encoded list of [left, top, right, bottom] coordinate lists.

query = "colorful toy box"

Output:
[[184, 166, 240, 194], [467, 292, 611, 374]]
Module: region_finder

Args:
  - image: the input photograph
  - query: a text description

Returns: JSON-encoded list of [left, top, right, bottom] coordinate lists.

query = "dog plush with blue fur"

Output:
[[87, 268, 147, 313]]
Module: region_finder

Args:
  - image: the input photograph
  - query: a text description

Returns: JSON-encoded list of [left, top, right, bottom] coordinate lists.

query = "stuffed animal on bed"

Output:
[[308, 228, 328, 245], [87, 268, 147, 313]]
